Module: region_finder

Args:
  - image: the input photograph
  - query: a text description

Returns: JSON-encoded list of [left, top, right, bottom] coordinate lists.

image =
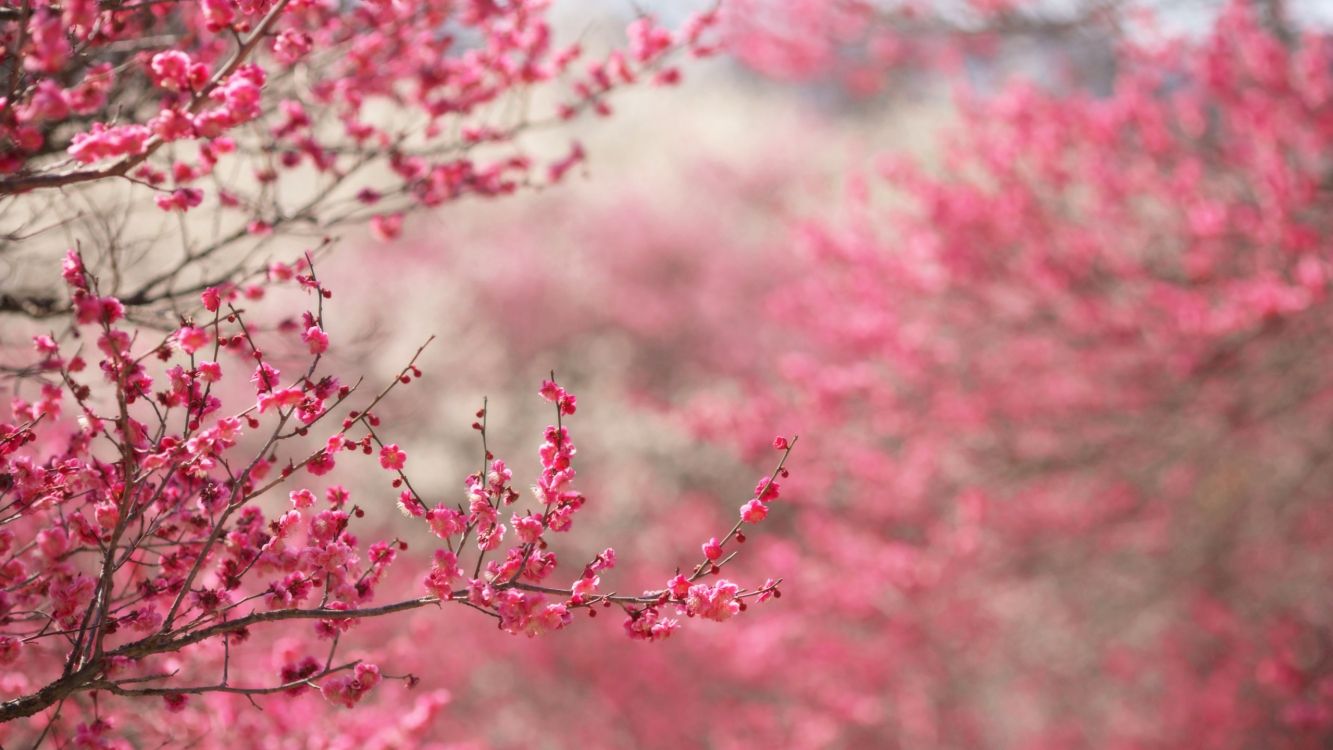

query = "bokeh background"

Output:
[[309, 3, 1333, 747]]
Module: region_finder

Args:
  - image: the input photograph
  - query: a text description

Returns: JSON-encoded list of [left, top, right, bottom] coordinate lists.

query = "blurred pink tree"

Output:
[[412, 2, 1333, 746], [0, 0, 714, 313]]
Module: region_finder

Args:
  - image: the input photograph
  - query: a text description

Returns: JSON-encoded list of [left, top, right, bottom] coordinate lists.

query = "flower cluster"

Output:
[[0, 249, 791, 744], [1, 0, 721, 230]]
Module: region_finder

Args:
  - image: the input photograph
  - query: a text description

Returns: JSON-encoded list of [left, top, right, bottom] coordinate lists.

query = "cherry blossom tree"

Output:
[[721, 0, 1127, 96], [0, 0, 802, 745], [0, 254, 794, 743], [0, 0, 716, 318]]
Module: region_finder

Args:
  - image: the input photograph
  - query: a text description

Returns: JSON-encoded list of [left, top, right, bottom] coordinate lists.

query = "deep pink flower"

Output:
[[740, 498, 769, 524], [175, 326, 209, 354], [379, 444, 406, 471], [197, 360, 222, 382], [685, 581, 741, 622], [154, 188, 204, 213], [302, 326, 329, 355], [200, 287, 221, 312], [370, 213, 403, 241], [258, 387, 304, 413], [513, 513, 544, 544]]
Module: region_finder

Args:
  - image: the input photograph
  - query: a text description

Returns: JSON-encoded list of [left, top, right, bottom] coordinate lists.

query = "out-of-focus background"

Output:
[[296, 2, 1333, 747]]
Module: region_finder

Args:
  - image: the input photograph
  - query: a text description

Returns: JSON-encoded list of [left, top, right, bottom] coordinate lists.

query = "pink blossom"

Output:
[[251, 363, 281, 391], [594, 547, 617, 571], [175, 326, 209, 354], [36, 528, 69, 559], [24, 11, 70, 73], [320, 663, 381, 708], [257, 387, 304, 413], [626, 17, 673, 64], [148, 51, 206, 91], [68, 123, 151, 164], [624, 607, 679, 641], [538, 603, 572, 633], [306, 452, 335, 476], [666, 574, 691, 599], [73, 294, 124, 325], [272, 30, 313, 65], [397, 490, 424, 518], [379, 444, 406, 471], [684, 581, 741, 622], [302, 326, 329, 354], [93, 501, 119, 529], [155, 188, 204, 212], [423, 550, 462, 597], [268, 262, 294, 282], [197, 360, 222, 382], [740, 498, 768, 524], [200, 0, 234, 30], [200, 287, 222, 312], [307, 510, 348, 545], [60, 250, 86, 288], [512, 513, 544, 544], [571, 575, 599, 600], [427, 506, 466, 539], [538, 379, 577, 415], [325, 485, 349, 508], [150, 108, 195, 141], [370, 213, 404, 241]]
